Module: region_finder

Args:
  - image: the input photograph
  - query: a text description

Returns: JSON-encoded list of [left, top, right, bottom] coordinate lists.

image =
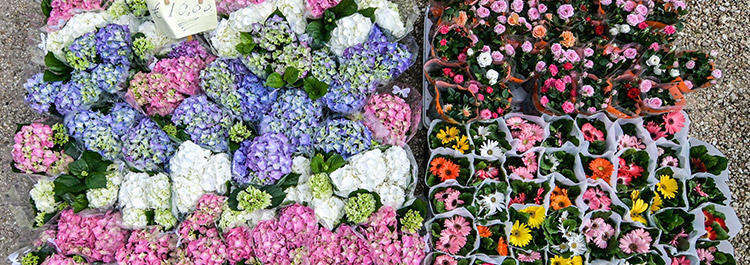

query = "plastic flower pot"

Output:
[[431, 24, 473, 63]]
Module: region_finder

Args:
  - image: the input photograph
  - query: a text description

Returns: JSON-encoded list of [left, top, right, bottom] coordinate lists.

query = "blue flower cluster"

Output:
[[105, 102, 143, 137], [95, 24, 132, 66], [321, 81, 366, 114], [338, 26, 413, 94], [232, 132, 293, 185], [91, 63, 128, 93], [201, 58, 246, 117], [65, 110, 122, 160], [172, 94, 233, 151], [24, 73, 62, 114], [237, 72, 277, 122], [167, 40, 213, 61], [313, 118, 373, 158], [121, 119, 176, 172], [259, 89, 323, 153], [65, 32, 97, 71]]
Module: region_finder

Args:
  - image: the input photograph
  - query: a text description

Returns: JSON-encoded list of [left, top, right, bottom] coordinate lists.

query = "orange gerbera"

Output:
[[477, 225, 492, 238], [429, 157, 448, 176], [440, 161, 460, 182], [550, 195, 572, 210], [589, 158, 614, 182], [497, 237, 509, 256], [551, 186, 568, 198]]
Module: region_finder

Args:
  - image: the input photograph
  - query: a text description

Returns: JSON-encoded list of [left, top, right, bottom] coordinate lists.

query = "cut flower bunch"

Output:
[[12, 0, 430, 264]]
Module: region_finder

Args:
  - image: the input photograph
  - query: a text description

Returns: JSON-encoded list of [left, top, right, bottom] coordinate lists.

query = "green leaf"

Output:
[[41, 0, 52, 18], [303, 76, 329, 100], [283, 67, 300, 85], [310, 154, 325, 174], [43, 70, 69, 82], [306, 21, 327, 49], [227, 188, 242, 211], [329, 0, 358, 18], [265, 72, 285, 88], [260, 185, 286, 207], [71, 194, 89, 213], [63, 142, 81, 159], [53, 175, 86, 196], [326, 155, 346, 173], [358, 7, 377, 22], [67, 159, 89, 177], [85, 172, 108, 189], [44, 52, 72, 75], [278, 173, 301, 190]]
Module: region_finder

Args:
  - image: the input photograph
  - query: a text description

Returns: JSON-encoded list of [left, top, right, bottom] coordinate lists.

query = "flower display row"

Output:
[[12, 0, 431, 264], [422, 0, 722, 124], [422, 112, 738, 265]]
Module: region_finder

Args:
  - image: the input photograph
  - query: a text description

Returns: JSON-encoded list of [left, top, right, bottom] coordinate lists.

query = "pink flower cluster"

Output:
[[251, 203, 318, 264], [618, 157, 644, 186], [508, 151, 539, 179], [363, 93, 413, 146], [127, 56, 210, 116], [115, 227, 176, 265], [618, 228, 652, 254], [431, 215, 470, 255], [47, 0, 103, 31], [216, 0, 265, 15], [176, 194, 227, 265], [435, 188, 464, 211], [224, 227, 254, 264], [645, 111, 685, 141], [12, 123, 61, 174], [582, 187, 612, 211], [305, 0, 342, 18], [506, 116, 544, 153], [582, 217, 616, 249], [359, 207, 426, 264], [41, 254, 86, 265], [54, 210, 128, 263], [581, 122, 605, 142]]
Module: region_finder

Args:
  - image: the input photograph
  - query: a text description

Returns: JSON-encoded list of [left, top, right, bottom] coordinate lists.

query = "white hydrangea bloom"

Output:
[[228, 1, 276, 31], [376, 182, 405, 208], [329, 165, 362, 197], [285, 182, 312, 203], [292, 156, 312, 177], [219, 207, 252, 230], [209, 19, 242, 58], [275, 0, 307, 34], [146, 173, 171, 210], [119, 172, 150, 209], [122, 207, 148, 228], [383, 146, 411, 188], [328, 13, 373, 56], [46, 12, 111, 60], [155, 209, 177, 229], [248, 209, 276, 227], [110, 14, 140, 33], [375, 4, 407, 38], [312, 196, 344, 230], [136, 21, 177, 55], [30, 180, 58, 214], [172, 175, 204, 213], [356, 0, 390, 9], [87, 165, 124, 209], [202, 153, 232, 194], [350, 149, 387, 191], [170, 141, 212, 177]]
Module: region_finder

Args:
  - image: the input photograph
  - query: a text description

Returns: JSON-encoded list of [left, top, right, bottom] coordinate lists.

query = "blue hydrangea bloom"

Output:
[[172, 94, 233, 151]]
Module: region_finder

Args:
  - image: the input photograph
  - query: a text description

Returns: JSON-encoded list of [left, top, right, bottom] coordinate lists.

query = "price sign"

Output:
[[146, 0, 218, 39]]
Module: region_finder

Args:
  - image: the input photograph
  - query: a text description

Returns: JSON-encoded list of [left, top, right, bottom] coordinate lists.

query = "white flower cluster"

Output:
[[170, 141, 231, 213], [209, 1, 276, 58], [46, 12, 111, 60], [118, 171, 174, 228], [30, 179, 58, 214], [87, 164, 123, 209], [137, 21, 177, 55], [358, 0, 408, 39], [219, 206, 276, 230], [285, 156, 344, 229], [328, 13, 373, 56], [275, 0, 308, 35]]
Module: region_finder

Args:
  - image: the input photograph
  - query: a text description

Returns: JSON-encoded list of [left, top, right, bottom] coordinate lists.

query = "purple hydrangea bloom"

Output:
[[104, 102, 142, 137], [65, 109, 122, 160], [201, 58, 249, 118], [232, 132, 293, 185], [24, 73, 62, 114], [54, 71, 105, 116], [321, 81, 366, 114], [172, 94, 233, 151], [95, 24, 132, 66], [338, 26, 413, 94], [91, 63, 129, 93], [313, 118, 372, 158], [121, 119, 176, 172], [259, 89, 323, 153], [237, 72, 277, 122], [167, 40, 215, 62], [65, 32, 97, 71]]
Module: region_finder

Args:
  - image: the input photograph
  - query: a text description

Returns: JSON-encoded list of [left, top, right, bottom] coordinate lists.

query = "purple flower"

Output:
[[584, 48, 595, 57], [565, 50, 580, 62], [685, 60, 696, 69], [322, 81, 366, 114], [491, 51, 504, 62], [511, 0, 524, 13], [535, 61, 547, 72], [121, 119, 176, 172], [491, 1, 507, 13], [24, 73, 62, 114], [232, 132, 293, 185], [504, 43, 515, 56], [640, 80, 653, 93], [476, 7, 490, 18], [557, 4, 575, 20], [528, 8, 540, 20], [313, 118, 373, 158], [521, 41, 533, 53], [104, 102, 142, 137], [626, 13, 645, 26], [95, 24, 132, 67], [260, 89, 323, 153], [172, 94, 233, 151]]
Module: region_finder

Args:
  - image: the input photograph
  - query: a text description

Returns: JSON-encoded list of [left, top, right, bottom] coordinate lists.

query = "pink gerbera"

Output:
[[660, 156, 680, 167], [522, 152, 538, 172], [444, 216, 472, 236], [443, 190, 464, 211], [517, 251, 542, 262], [506, 117, 527, 130], [671, 256, 691, 265], [618, 135, 645, 150], [434, 189, 451, 202], [645, 121, 667, 140], [509, 193, 526, 206], [696, 248, 715, 263], [631, 228, 653, 244], [619, 231, 650, 254], [523, 123, 545, 140], [512, 167, 534, 179], [434, 255, 458, 265], [515, 131, 538, 153], [581, 123, 605, 142], [436, 233, 467, 255], [694, 184, 710, 197], [663, 111, 685, 135]]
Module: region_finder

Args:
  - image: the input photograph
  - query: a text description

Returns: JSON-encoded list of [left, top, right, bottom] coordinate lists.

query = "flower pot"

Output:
[[640, 83, 686, 114], [434, 80, 480, 124]]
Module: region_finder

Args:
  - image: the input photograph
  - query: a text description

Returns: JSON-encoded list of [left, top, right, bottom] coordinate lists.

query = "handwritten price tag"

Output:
[[146, 0, 218, 39]]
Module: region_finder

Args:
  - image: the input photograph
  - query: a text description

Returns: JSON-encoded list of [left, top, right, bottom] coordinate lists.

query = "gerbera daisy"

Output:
[[496, 237, 508, 256], [619, 232, 650, 254], [551, 186, 568, 197], [452, 135, 470, 154], [477, 225, 492, 237], [651, 193, 663, 213], [568, 233, 587, 256], [520, 206, 545, 229], [516, 251, 541, 262], [691, 157, 708, 172], [512, 166, 534, 179], [436, 233, 467, 255], [479, 192, 505, 216], [663, 111, 685, 135], [631, 228, 653, 244], [509, 193, 526, 206], [522, 151, 538, 172], [694, 183, 709, 197], [570, 255, 583, 265], [506, 116, 527, 130], [515, 130, 537, 153], [443, 190, 464, 211], [434, 188, 452, 202], [437, 126, 460, 144], [434, 255, 458, 265], [657, 175, 679, 199], [629, 198, 648, 224], [550, 195, 572, 210], [480, 140, 502, 158], [589, 158, 614, 182], [439, 161, 461, 182], [475, 126, 490, 139], [509, 221, 533, 247], [696, 248, 715, 263], [549, 255, 572, 265], [429, 157, 449, 176], [444, 216, 472, 236], [645, 121, 666, 140], [618, 135, 645, 150], [524, 123, 545, 141], [581, 123, 604, 142], [660, 156, 680, 167], [671, 256, 691, 265]]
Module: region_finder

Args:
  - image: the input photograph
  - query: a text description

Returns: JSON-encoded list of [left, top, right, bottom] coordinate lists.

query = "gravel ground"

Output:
[[0, 0, 747, 263]]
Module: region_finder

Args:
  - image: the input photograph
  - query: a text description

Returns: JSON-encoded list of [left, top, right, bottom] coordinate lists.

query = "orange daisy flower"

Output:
[[497, 237, 509, 256], [439, 161, 460, 182], [477, 225, 492, 238], [550, 195, 572, 210], [429, 157, 448, 176], [589, 158, 613, 182], [551, 186, 568, 198]]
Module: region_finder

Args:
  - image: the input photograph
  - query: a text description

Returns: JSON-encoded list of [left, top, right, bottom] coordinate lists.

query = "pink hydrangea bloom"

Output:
[[47, 0, 103, 31], [306, 0, 342, 19], [12, 123, 61, 174], [55, 210, 127, 263], [363, 93, 413, 146], [224, 227, 255, 264], [116, 228, 176, 265]]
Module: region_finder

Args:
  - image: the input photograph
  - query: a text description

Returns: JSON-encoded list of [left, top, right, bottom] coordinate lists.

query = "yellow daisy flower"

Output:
[[651, 193, 663, 214], [451, 135, 470, 154], [630, 198, 648, 224], [550, 255, 572, 265], [657, 175, 679, 199], [571, 256, 583, 265], [509, 221, 533, 247], [520, 205, 545, 229], [436, 127, 459, 144]]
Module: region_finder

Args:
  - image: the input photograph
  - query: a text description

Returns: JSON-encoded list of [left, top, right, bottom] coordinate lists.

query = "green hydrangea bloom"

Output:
[[400, 209, 423, 233], [52, 123, 68, 145], [21, 253, 39, 265], [162, 124, 177, 137], [229, 122, 253, 143], [345, 193, 376, 224], [155, 209, 177, 230], [309, 173, 333, 199], [237, 186, 272, 212], [132, 38, 154, 58]]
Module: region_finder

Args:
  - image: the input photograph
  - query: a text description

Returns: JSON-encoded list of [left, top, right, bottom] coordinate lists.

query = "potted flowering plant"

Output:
[[472, 159, 506, 185], [509, 179, 551, 206], [476, 223, 510, 257], [696, 241, 738, 265], [427, 253, 472, 265], [508, 205, 548, 252], [616, 222, 660, 259], [429, 213, 479, 256], [509, 38, 546, 81], [435, 81, 481, 124], [640, 79, 686, 114], [651, 167, 686, 209], [542, 206, 585, 258], [609, 72, 644, 118], [616, 148, 652, 193], [656, 142, 685, 169], [475, 82, 514, 119], [676, 50, 720, 91], [539, 150, 578, 182], [534, 52, 578, 115], [470, 120, 512, 158], [428, 154, 473, 187], [702, 204, 731, 241], [465, 45, 513, 87], [472, 180, 509, 223], [431, 185, 477, 214], [576, 73, 612, 115], [582, 184, 616, 213], [505, 150, 541, 180], [686, 177, 729, 209], [640, 44, 679, 84], [549, 184, 580, 211], [543, 118, 580, 148], [582, 211, 620, 261], [577, 117, 610, 155], [11, 122, 76, 176], [430, 121, 474, 154], [433, 24, 473, 62], [620, 189, 655, 225], [652, 209, 696, 252], [689, 144, 728, 175], [643, 111, 687, 143], [580, 154, 616, 184], [425, 58, 471, 85], [616, 122, 649, 151], [506, 116, 546, 153], [586, 44, 641, 79]]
